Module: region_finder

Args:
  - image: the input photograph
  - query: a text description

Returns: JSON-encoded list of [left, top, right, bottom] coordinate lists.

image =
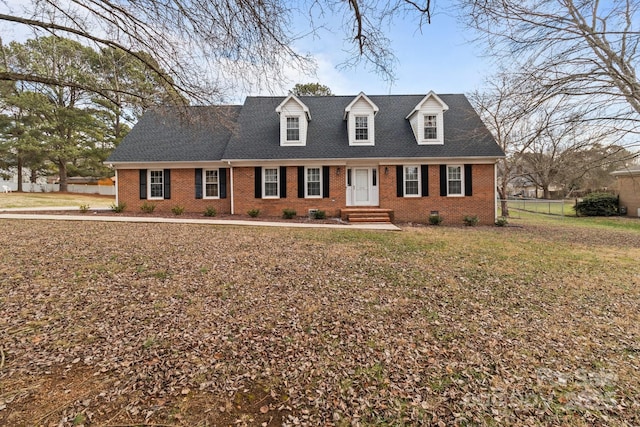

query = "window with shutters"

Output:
[[305, 167, 321, 198], [148, 170, 164, 199], [447, 165, 463, 196], [263, 167, 279, 198], [204, 169, 219, 198], [404, 166, 420, 196]]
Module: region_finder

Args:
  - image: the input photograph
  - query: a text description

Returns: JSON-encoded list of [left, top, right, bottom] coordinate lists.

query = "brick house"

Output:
[[107, 92, 505, 224], [612, 167, 640, 217]]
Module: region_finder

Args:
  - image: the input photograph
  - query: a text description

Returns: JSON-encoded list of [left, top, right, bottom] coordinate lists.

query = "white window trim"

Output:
[[262, 167, 280, 199], [203, 168, 220, 199], [148, 169, 164, 200], [403, 165, 421, 198], [423, 114, 438, 141], [418, 111, 444, 145], [349, 113, 375, 146], [305, 166, 322, 198], [447, 165, 464, 197], [285, 116, 301, 143]]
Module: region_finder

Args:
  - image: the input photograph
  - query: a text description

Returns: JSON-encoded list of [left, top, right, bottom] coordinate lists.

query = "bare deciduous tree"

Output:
[[0, 0, 434, 104], [465, 0, 640, 135]]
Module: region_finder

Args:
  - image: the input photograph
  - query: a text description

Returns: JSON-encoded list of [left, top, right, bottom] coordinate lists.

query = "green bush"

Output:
[[140, 201, 156, 213], [495, 217, 508, 227], [171, 205, 185, 215], [110, 202, 126, 213], [79, 204, 90, 213], [314, 210, 327, 219], [282, 208, 297, 219], [463, 215, 479, 226], [247, 208, 260, 218], [573, 193, 618, 216], [429, 214, 443, 225], [204, 206, 217, 217]]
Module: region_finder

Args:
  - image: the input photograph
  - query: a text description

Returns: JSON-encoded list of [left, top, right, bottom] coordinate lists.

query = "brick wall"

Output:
[[616, 174, 640, 217], [117, 168, 231, 214], [233, 166, 344, 217], [378, 163, 496, 225], [118, 164, 497, 224]]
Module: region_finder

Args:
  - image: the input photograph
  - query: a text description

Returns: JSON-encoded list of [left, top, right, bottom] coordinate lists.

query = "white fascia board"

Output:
[[275, 95, 311, 121], [405, 91, 450, 120], [108, 161, 230, 169], [344, 92, 380, 119]]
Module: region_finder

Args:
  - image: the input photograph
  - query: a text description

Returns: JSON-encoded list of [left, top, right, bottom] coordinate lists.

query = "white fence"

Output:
[[0, 181, 115, 195]]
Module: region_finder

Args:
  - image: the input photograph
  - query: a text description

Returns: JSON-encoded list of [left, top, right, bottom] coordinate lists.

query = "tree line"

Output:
[[0, 36, 178, 191]]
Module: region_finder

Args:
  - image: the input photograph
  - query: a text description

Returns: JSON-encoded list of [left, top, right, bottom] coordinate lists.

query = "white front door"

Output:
[[354, 169, 370, 204], [346, 167, 379, 206]]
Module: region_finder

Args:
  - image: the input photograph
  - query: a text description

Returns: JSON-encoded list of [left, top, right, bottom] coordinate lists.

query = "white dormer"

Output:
[[276, 95, 311, 146], [405, 91, 449, 145], [344, 92, 379, 146]]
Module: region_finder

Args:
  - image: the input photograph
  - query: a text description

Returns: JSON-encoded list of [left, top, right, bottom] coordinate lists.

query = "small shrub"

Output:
[[204, 206, 217, 217], [140, 201, 156, 213], [282, 208, 297, 219], [429, 214, 443, 225], [171, 205, 185, 215], [573, 192, 618, 216], [463, 215, 479, 226], [247, 208, 260, 218], [78, 204, 90, 213], [314, 210, 327, 219], [110, 202, 126, 213], [495, 217, 508, 227]]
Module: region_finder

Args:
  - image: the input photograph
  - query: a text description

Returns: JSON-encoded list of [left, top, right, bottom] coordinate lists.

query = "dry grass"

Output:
[[1, 219, 639, 426], [0, 193, 114, 209]]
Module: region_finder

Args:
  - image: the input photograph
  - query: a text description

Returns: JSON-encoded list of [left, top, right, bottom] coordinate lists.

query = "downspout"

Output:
[[228, 161, 234, 215], [494, 162, 498, 220], [114, 168, 119, 205]]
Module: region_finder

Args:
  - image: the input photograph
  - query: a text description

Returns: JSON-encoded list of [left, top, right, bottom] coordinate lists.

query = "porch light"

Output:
[[336, 167, 341, 176], [384, 166, 389, 175]]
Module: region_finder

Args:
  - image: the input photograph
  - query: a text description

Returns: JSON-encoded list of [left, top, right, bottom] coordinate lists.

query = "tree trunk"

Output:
[[58, 160, 68, 192], [16, 156, 23, 192], [498, 186, 509, 217], [543, 185, 550, 199]]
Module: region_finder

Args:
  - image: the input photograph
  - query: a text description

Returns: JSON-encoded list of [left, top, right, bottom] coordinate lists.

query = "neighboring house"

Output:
[[612, 167, 640, 217], [107, 92, 505, 224]]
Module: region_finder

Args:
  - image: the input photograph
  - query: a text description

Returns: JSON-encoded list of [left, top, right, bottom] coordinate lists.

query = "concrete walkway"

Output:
[[0, 207, 401, 231]]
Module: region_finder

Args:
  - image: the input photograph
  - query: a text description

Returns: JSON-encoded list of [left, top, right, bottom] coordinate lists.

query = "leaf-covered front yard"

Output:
[[1, 220, 639, 426]]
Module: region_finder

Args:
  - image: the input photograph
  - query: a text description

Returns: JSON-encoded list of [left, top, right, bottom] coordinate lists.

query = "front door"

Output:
[[346, 167, 379, 206]]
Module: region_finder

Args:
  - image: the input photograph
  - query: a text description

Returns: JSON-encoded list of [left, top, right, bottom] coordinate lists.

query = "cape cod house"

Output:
[[107, 92, 504, 224]]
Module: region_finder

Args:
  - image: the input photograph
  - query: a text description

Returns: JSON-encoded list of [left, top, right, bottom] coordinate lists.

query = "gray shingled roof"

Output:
[[108, 94, 504, 163], [107, 106, 241, 163]]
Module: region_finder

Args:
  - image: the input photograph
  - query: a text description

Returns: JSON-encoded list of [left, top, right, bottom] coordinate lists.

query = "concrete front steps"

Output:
[[340, 208, 394, 223]]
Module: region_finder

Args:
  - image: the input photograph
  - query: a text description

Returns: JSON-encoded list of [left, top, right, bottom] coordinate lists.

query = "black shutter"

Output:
[[139, 169, 147, 199], [396, 165, 403, 197], [254, 167, 262, 198], [464, 164, 473, 196], [298, 166, 305, 198], [163, 169, 171, 199], [440, 165, 447, 196], [421, 165, 429, 197], [280, 166, 287, 198], [195, 168, 203, 199], [322, 166, 330, 198], [219, 168, 227, 199]]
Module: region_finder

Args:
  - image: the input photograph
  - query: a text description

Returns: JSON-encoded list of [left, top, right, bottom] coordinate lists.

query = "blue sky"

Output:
[[275, 5, 492, 97]]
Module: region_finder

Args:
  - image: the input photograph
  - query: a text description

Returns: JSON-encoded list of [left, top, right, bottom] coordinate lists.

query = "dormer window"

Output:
[[406, 91, 449, 145], [424, 115, 437, 140], [355, 116, 369, 141], [276, 95, 310, 146], [345, 92, 379, 146], [286, 116, 300, 141]]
